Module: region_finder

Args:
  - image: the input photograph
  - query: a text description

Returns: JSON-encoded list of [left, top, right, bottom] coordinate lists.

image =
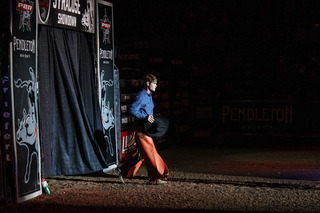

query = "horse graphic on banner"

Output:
[[100, 70, 115, 157], [14, 67, 40, 184]]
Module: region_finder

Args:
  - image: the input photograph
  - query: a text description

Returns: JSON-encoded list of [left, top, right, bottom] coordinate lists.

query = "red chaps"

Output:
[[119, 131, 169, 183]]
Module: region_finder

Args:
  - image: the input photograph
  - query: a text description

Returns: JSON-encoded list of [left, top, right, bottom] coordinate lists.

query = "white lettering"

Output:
[[52, 0, 80, 14], [57, 13, 77, 27], [53, 0, 57, 9], [66, 0, 70, 12], [100, 48, 113, 60], [17, 2, 33, 12], [13, 37, 36, 53], [61, 0, 66, 11]]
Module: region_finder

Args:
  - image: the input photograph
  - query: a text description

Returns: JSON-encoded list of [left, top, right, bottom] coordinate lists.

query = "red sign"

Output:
[[101, 22, 111, 29], [120, 130, 136, 159], [17, 2, 33, 13]]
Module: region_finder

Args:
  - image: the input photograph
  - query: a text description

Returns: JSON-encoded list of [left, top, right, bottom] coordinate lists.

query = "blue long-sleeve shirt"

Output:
[[130, 89, 154, 119]]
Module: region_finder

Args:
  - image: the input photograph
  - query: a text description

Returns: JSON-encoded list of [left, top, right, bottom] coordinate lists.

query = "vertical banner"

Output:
[[97, 1, 117, 167], [1, 65, 13, 202], [11, 0, 41, 202]]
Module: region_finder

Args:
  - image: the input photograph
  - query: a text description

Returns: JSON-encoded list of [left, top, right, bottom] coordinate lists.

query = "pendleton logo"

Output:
[[222, 105, 293, 123]]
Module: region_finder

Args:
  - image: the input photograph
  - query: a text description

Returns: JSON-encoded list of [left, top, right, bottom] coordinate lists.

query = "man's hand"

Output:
[[146, 115, 154, 123]]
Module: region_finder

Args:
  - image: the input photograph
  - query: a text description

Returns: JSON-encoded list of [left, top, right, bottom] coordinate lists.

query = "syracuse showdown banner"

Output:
[[11, 0, 41, 202], [37, 0, 95, 33], [97, 1, 117, 167]]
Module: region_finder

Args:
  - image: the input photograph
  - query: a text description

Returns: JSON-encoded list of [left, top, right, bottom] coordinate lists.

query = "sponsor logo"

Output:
[[13, 36, 36, 53], [17, 1, 33, 12], [99, 48, 112, 60], [16, 0, 34, 32], [101, 22, 111, 29], [100, 9, 111, 44]]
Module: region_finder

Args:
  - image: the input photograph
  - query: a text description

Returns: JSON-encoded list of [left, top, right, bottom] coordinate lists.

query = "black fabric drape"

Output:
[[38, 26, 108, 177]]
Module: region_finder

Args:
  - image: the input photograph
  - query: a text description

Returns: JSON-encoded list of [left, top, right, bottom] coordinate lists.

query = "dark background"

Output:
[[114, 0, 320, 99], [113, 0, 320, 147]]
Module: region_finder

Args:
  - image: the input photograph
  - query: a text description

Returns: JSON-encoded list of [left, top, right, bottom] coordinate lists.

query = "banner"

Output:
[[97, 0, 117, 167], [11, 0, 41, 202], [37, 0, 95, 33]]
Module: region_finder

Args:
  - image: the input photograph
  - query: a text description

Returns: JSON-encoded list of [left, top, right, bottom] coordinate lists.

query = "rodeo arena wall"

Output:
[[0, 0, 120, 203]]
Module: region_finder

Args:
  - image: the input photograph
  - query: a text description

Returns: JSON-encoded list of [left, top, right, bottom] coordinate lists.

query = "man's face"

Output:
[[147, 81, 157, 92]]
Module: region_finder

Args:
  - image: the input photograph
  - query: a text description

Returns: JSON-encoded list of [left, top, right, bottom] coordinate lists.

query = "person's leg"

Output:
[[136, 132, 169, 184], [118, 153, 143, 179]]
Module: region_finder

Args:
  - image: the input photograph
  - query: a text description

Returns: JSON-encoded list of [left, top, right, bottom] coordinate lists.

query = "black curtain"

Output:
[[38, 26, 108, 177]]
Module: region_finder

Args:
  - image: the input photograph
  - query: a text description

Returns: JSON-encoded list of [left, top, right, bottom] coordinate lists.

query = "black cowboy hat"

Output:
[[144, 115, 169, 137]]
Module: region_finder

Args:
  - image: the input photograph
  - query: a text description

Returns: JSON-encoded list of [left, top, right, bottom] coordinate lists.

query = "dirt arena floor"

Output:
[[1, 143, 320, 213]]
